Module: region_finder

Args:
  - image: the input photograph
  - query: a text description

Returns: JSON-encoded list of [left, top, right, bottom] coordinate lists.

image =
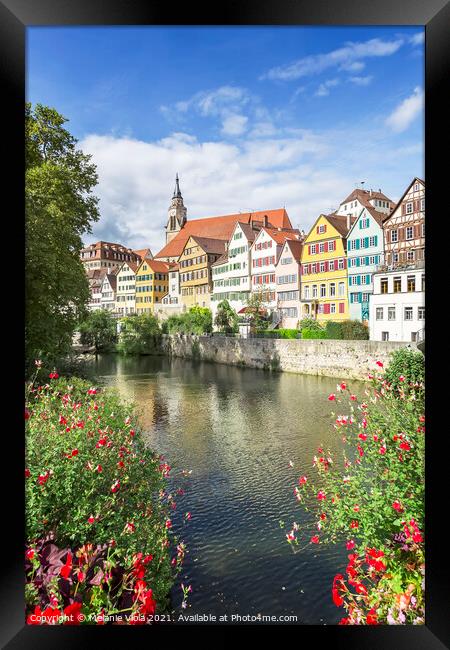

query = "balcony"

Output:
[[375, 260, 425, 273]]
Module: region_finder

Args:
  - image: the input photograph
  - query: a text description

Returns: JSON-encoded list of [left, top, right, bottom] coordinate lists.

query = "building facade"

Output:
[[80, 241, 142, 272], [369, 267, 425, 342], [383, 178, 425, 267], [115, 261, 139, 315], [275, 239, 303, 329], [179, 236, 225, 309], [347, 206, 386, 322], [250, 227, 301, 315], [100, 273, 117, 312], [159, 264, 184, 317], [135, 259, 171, 315], [300, 214, 354, 322], [211, 221, 259, 317], [335, 188, 394, 220]]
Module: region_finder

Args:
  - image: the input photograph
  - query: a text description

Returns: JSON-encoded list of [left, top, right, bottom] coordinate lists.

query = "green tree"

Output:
[[187, 306, 213, 334], [214, 300, 238, 334], [25, 103, 99, 371], [245, 290, 269, 331], [117, 313, 162, 355], [78, 309, 118, 352]]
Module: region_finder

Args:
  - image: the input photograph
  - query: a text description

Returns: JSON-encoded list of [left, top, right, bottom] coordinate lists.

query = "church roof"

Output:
[[155, 208, 292, 259]]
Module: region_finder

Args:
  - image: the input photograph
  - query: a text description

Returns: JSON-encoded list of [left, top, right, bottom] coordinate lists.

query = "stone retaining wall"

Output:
[[161, 335, 419, 380]]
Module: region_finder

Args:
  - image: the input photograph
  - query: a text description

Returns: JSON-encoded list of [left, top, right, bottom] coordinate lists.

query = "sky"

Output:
[[27, 26, 424, 254]]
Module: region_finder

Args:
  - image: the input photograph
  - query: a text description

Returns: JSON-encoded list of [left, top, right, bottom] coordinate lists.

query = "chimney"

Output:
[[369, 189, 372, 196], [379, 188, 381, 193], [263, 215, 268, 227], [346, 214, 351, 230]]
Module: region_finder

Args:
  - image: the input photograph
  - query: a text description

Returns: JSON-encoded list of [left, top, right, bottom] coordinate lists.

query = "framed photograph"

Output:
[[2, 0, 449, 646]]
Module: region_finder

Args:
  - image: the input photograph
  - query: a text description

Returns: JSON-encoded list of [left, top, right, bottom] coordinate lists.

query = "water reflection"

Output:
[[94, 354, 365, 624]]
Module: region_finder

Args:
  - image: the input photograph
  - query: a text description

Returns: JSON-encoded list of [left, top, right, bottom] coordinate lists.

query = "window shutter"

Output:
[[308, 245, 311, 255], [385, 229, 390, 244], [366, 275, 370, 284], [399, 228, 405, 241], [374, 235, 378, 246], [364, 237, 369, 248], [356, 258, 360, 267], [324, 303, 330, 314], [414, 225, 420, 238], [339, 302, 345, 313], [316, 226, 320, 234], [324, 224, 327, 232], [324, 241, 328, 252], [356, 239, 360, 250], [357, 276, 361, 285], [402, 203, 406, 215]]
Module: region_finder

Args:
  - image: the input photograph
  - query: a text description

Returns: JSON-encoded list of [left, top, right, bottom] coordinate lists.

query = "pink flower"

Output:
[[379, 446, 387, 455], [317, 490, 326, 501], [25, 468, 31, 478], [88, 388, 97, 395], [392, 500, 404, 513], [328, 394, 336, 401], [111, 480, 120, 493], [298, 476, 307, 485], [49, 371, 59, 379], [165, 519, 172, 529], [26, 548, 35, 560], [340, 382, 347, 391], [399, 375, 405, 382], [87, 515, 95, 524], [358, 433, 367, 441], [124, 522, 135, 533], [350, 394, 357, 401], [346, 540, 355, 550], [311, 535, 320, 544], [376, 361, 384, 368]]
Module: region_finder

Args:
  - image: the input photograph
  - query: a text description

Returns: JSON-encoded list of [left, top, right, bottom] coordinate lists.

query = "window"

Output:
[[338, 259, 345, 270], [406, 226, 414, 240], [421, 223, 425, 237], [304, 286, 310, 299], [310, 244, 317, 255], [382, 331, 389, 341], [404, 307, 413, 320], [406, 202, 413, 214], [418, 306, 425, 320], [318, 224, 326, 234], [320, 284, 326, 297], [330, 303, 336, 314], [421, 199, 425, 212], [338, 282, 345, 297], [421, 274, 425, 291], [393, 277, 402, 293], [407, 275, 416, 292], [319, 243, 325, 253], [320, 262, 325, 273], [393, 253, 399, 264], [312, 285, 318, 298], [391, 230, 398, 243], [407, 250, 415, 261], [362, 293, 369, 302], [329, 283, 336, 297], [388, 307, 396, 320], [376, 308, 384, 320]]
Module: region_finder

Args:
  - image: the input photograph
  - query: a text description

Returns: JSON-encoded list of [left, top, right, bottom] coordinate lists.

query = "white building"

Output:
[[250, 227, 301, 316], [211, 221, 259, 318], [336, 187, 394, 220], [158, 264, 185, 318], [369, 266, 425, 342], [115, 261, 139, 315], [100, 273, 117, 312]]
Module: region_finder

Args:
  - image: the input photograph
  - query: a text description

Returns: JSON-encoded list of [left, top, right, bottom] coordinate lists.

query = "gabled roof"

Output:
[[234, 221, 261, 242], [103, 274, 117, 291], [211, 252, 229, 267], [383, 177, 425, 225], [133, 248, 153, 260], [347, 205, 387, 238], [283, 239, 303, 262], [154, 208, 292, 259], [324, 213, 357, 238], [259, 227, 301, 245], [187, 236, 227, 255], [340, 188, 393, 208], [117, 260, 140, 274], [137, 259, 171, 274]]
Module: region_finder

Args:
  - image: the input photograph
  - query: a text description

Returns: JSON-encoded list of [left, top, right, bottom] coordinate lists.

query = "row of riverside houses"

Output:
[[80, 175, 425, 342]]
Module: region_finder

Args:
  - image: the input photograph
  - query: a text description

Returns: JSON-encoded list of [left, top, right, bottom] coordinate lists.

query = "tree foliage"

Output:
[[78, 310, 118, 352], [163, 307, 213, 335], [116, 314, 162, 355], [25, 103, 99, 371], [244, 290, 269, 330], [214, 300, 239, 334]]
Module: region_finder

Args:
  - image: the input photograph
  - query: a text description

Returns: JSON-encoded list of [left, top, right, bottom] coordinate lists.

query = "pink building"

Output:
[[275, 239, 303, 329]]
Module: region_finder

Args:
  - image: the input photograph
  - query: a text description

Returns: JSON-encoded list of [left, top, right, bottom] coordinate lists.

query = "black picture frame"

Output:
[[2, 0, 449, 647]]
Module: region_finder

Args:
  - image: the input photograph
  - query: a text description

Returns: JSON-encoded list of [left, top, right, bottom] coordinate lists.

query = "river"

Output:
[[93, 354, 363, 625]]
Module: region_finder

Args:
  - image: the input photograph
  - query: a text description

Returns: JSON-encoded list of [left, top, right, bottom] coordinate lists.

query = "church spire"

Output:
[[173, 173, 182, 199]]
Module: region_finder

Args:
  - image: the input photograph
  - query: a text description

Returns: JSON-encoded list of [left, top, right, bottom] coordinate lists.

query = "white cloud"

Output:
[[339, 61, 365, 73], [410, 32, 424, 46], [315, 78, 340, 97], [385, 87, 424, 133], [263, 37, 404, 81], [221, 114, 248, 136], [349, 75, 373, 86]]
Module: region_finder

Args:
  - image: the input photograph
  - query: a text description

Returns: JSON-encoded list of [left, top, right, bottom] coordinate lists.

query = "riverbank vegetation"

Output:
[[162, 306, 213, 336], [25, 369, 186, 624], [286, 348, 425, 625]]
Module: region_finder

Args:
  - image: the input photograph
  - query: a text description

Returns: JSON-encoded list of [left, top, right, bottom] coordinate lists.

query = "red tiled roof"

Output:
[[154, 208, 292, 259], [283, 239, 303, 261], [133, 248, 153, 260], [189, 236, 227, 255], [324, 213, 357, 238], [261, 227, 301, 245], [140, 260, 171, 273]]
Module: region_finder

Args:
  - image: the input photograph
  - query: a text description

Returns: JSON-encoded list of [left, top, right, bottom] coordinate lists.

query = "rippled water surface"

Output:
[[93, 354, 363, 625]]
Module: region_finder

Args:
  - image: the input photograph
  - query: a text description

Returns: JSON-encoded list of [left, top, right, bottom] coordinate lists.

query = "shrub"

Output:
[[285, 360, 425, 625], [301, 329, 327, 339], [383, 348, 425, 393], [214, 300, 239, 334], [117, 314, 162, 355], [277, 329, 300, 339], [78, 310, 118, 352], [341, 320, 369, 340], [164, 307, 213, 335], [325, 321, 344, 340], [25, 372, 187, 623], [298, 317, 323, 332]]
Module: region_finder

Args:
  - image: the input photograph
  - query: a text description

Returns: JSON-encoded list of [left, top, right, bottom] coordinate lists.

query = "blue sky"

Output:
[[27, 26, 424, 252]]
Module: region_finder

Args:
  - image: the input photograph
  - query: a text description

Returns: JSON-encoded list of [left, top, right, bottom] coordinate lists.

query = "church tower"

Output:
[[165, 174, 187, 244]]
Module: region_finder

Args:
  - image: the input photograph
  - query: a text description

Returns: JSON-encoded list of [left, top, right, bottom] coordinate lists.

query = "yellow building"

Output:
[[135, 259, 171, 314], [300, 214, 355, 322], [178, 236, 226, 308]]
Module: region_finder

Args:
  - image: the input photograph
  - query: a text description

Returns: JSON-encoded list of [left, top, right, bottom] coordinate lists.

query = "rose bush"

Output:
[[25, 369, 188, 624], [287, 360, 425, 625]]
